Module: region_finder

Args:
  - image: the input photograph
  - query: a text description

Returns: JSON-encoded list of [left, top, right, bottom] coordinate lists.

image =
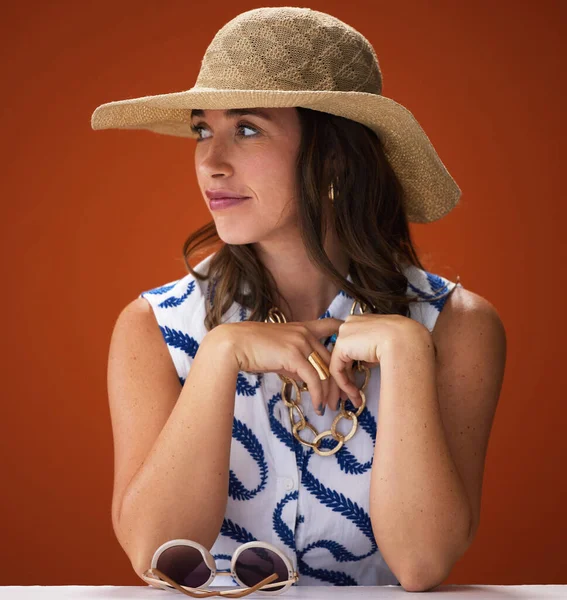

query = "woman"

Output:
[[93, 7, 507, 594]]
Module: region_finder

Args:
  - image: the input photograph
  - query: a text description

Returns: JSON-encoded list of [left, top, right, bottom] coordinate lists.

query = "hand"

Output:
[[328, 313, 429, 410], [218, 318, 347, 415]]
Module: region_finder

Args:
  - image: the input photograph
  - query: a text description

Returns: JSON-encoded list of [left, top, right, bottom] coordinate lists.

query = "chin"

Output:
[[216, 230, 258, 245]]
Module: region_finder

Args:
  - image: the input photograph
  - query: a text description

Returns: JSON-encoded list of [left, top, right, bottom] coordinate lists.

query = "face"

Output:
[[192, 107, 302, 245]]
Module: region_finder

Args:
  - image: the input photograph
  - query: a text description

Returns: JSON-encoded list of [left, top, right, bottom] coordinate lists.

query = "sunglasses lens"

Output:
[[235, 547, 288, 592], [155, 544, 212, 588]]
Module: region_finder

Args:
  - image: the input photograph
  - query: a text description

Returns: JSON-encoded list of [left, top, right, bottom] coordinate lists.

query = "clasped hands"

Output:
[[318, 313, 431, 412], [223, 312, 430, 416]]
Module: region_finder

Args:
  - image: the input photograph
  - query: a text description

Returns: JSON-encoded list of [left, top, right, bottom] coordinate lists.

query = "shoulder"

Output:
[[113, 294, 179, 348], [432, 285, 507, 360], [433, 285, 505, 335], [109, 297, 177, 380]]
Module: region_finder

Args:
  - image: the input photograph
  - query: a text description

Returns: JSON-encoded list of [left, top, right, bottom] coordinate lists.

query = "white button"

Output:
[[283, 477, 294, 491]]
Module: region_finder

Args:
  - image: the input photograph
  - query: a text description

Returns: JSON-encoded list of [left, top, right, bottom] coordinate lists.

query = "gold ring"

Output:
[[308, 351, 330, 380]]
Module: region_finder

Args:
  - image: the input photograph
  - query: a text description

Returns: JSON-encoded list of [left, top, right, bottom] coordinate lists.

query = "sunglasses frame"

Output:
[[141, 538, 299, 597]]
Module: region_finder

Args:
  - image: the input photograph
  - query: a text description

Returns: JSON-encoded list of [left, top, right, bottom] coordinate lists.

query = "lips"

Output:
[[205, 189, 249, 200], [211, 196, 246, 202], [209, 196, 250, 210]]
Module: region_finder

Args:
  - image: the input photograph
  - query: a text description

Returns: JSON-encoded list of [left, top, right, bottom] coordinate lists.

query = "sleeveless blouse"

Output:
[[139, 252, 461, 587]]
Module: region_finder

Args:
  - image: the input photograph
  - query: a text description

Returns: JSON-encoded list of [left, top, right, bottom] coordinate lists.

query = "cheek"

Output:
[[247, 154, 298, 197]]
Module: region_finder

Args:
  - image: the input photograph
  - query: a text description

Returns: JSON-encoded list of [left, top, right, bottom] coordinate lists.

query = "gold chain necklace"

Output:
[[264, 298, 371, 456]]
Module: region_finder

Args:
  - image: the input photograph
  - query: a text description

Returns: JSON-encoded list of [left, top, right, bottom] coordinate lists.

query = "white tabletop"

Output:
[[0, 585, 564, 599]]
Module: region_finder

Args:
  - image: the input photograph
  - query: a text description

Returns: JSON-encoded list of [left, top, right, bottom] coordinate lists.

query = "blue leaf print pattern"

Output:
[[297, 546, 359, 586], [219, 518, 257, 544], [273, 491, 299, 550], [141, 281, 179, 296], [159, 325, 200, 358], [408, 270, 452, 312], [157, 280, 196, 308], [235, 372, 262, 398], [268, 394, 295, 451], [229, 419, 269, 501], [300, 444, 377, 549], [137, 252, 458, 587]]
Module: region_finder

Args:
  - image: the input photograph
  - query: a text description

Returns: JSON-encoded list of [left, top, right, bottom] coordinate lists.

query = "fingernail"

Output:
[[317, 401, 324, 415], [321, 405, 326, 416]]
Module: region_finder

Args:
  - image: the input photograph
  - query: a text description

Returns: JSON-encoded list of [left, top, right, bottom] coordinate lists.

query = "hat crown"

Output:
[[194, 7, 383, 94]]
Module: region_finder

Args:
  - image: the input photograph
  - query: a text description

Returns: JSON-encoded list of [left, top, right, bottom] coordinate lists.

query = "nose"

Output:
[[196, 136, 235, 179]]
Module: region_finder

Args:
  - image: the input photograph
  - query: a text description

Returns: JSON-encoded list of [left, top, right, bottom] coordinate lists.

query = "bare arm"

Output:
[[114, 324, 239, 576]]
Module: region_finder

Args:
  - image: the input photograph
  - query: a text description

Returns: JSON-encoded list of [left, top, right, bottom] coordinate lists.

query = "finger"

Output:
[[303, 331, 343, 412], [330, 378, 342, 412], [309, 319, 343, 345], [276, 364, 330, 406], [292, 335, 330, 415], [347, 363, 360, 400], [330, 347, 361, 403], [309, 317, 344, 336], [307, 346, 330, 412], [347, 362, 354, 384], [307, 326, 363, 412], [293, 345, 327, 415]]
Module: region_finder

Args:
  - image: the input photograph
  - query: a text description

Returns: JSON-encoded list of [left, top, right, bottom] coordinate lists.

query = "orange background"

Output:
[[1, 0, 565, 586]]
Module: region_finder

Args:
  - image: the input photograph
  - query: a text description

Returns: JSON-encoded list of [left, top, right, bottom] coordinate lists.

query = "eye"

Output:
[[190, 122, 259, 142], [237, 124, 259, 138], [189, 124, 208, 140]]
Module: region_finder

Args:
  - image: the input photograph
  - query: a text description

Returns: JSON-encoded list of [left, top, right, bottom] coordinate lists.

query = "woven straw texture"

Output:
[[90, 7, 461, 223]]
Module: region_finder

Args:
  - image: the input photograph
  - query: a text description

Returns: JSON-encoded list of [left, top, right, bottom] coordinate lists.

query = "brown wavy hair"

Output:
[[181, 107, 459, 332]]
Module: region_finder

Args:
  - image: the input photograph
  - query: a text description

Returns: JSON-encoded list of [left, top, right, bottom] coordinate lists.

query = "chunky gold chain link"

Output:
[[264, 299, 371, 456]]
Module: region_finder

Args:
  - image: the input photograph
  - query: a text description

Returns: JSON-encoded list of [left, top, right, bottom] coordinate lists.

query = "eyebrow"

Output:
[[190, 108, 274, 122]]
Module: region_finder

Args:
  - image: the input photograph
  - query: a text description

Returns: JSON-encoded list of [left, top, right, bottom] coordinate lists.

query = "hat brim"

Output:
[[91, 88, 461, 223]]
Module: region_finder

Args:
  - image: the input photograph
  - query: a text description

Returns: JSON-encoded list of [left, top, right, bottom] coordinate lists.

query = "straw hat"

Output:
[[90, 6, 461, 223]]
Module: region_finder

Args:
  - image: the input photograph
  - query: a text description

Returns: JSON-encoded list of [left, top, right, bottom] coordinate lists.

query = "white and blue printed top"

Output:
[[139, 251, 461, 587]]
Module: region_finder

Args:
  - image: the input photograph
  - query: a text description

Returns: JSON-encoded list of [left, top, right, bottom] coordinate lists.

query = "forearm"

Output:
[[369, 335, 472, 589], [116, 326, 240, 575]]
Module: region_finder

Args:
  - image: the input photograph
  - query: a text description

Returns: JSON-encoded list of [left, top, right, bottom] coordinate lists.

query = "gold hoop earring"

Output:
[[328, 182, 335, 202]]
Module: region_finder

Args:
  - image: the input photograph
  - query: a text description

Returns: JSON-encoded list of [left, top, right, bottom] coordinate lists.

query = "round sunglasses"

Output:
[[141, 539, 300, 597]]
